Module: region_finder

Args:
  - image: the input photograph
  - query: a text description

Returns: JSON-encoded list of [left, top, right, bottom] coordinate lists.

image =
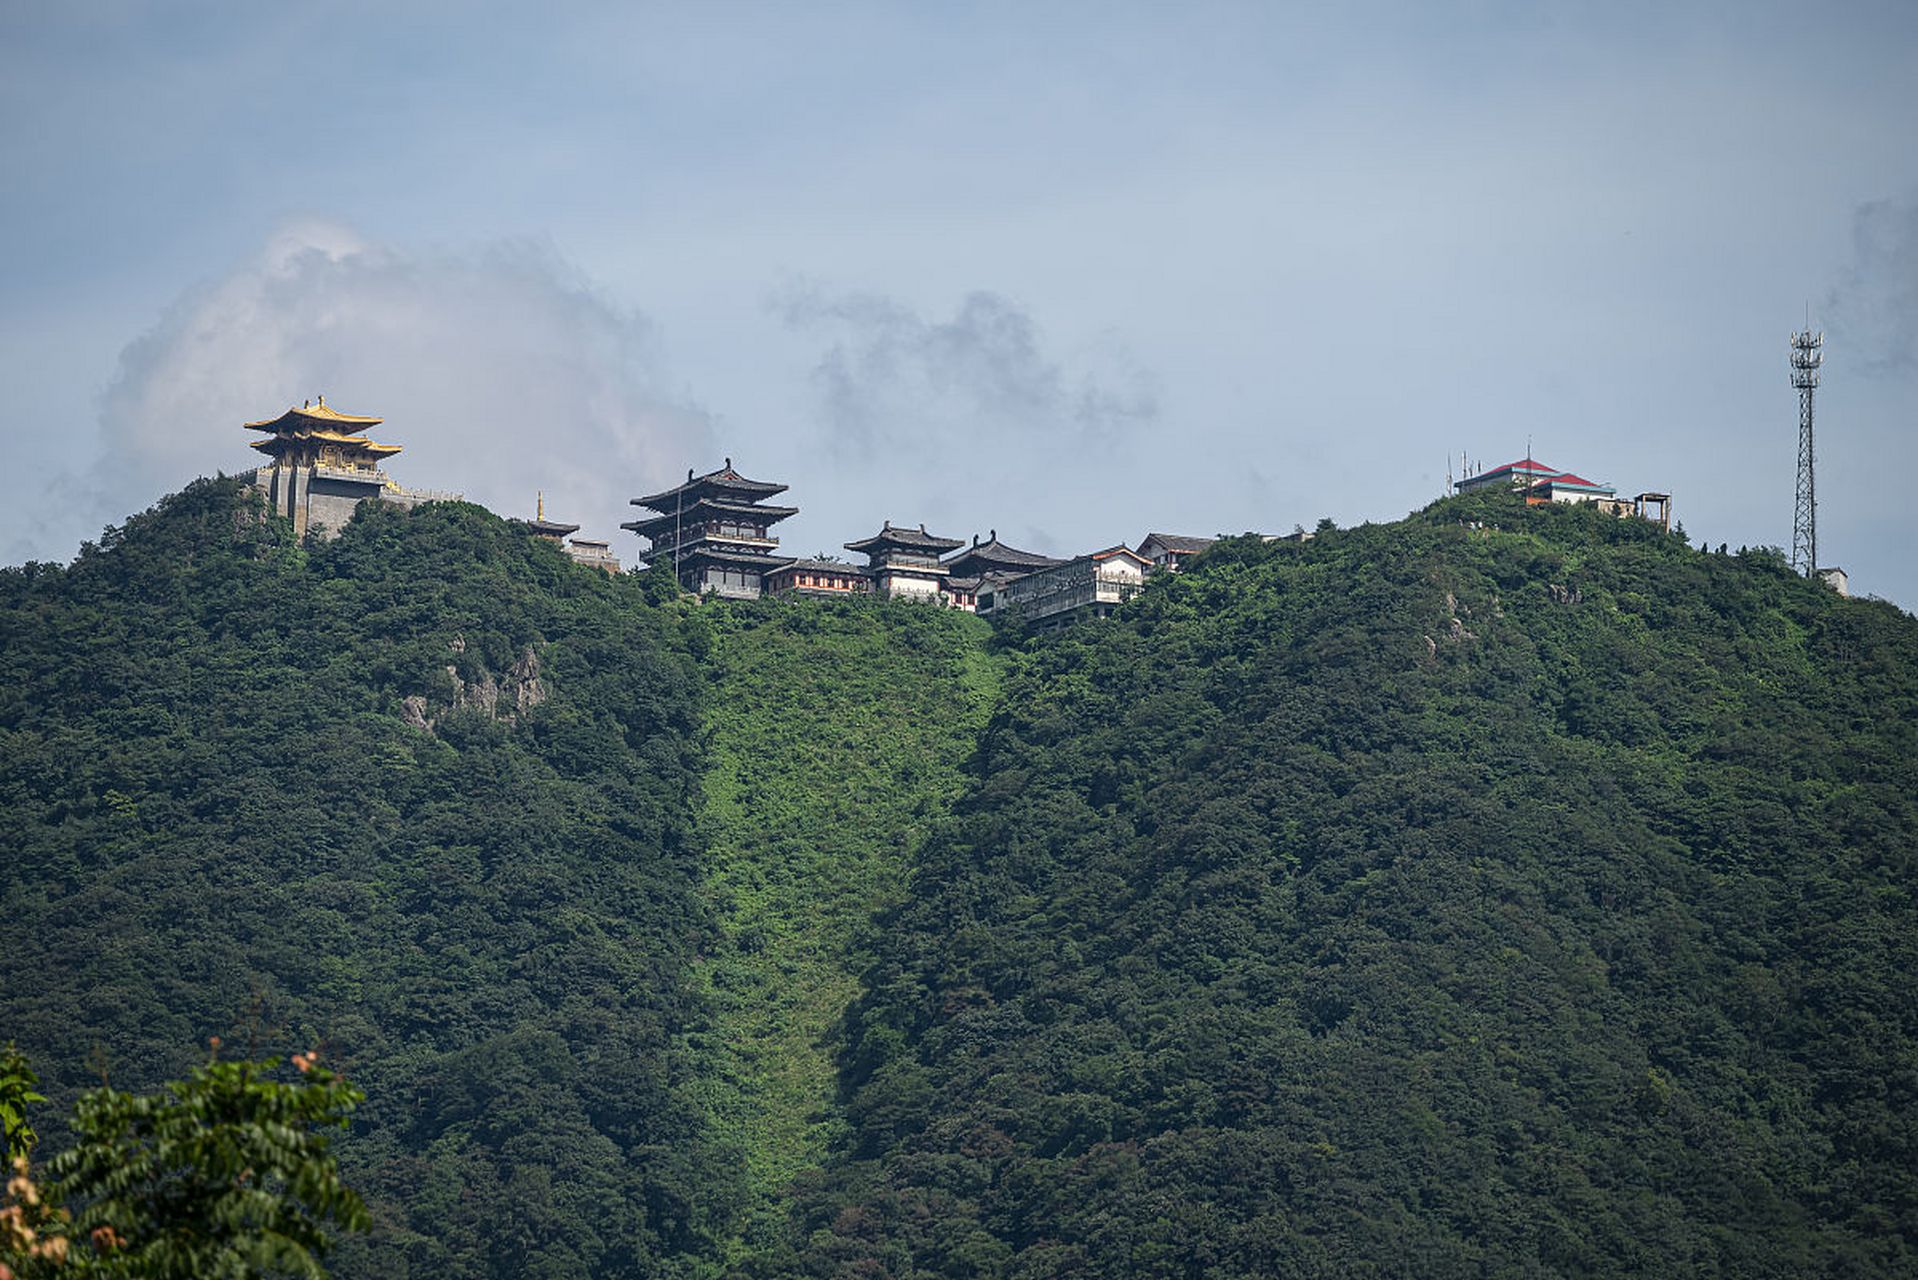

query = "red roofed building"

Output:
[[1455, 457, 1617, 505]]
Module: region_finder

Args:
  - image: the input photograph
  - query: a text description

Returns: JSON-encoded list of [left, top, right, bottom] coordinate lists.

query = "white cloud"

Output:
[[68, 221, 711, 551], [753, 281, 1164, 558], [1828, 198, 1918, 376], [774, 283, 1158, 455]]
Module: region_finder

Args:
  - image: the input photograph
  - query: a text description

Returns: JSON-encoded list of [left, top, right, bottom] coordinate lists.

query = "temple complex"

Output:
[[234, 421, 1680, 616], [845, 523, 964, 601], [244, 397, 452, 539], [624, 460, 796, 599]]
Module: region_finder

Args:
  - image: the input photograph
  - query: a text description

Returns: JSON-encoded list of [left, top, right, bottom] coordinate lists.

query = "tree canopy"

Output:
[[4, 481, 1916, 1277], [776, 495, 1918, 1276]]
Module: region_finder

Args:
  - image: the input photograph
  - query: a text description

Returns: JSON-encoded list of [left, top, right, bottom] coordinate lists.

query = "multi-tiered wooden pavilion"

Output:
[[623, 460, 797, 599], [845, 522, 964, 601], [245, 397, 408, 539]]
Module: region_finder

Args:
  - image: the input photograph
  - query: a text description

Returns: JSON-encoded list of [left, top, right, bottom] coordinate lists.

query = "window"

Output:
[[705, 567, 760, 592]]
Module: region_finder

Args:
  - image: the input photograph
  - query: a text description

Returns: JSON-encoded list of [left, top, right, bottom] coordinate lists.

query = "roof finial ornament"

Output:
[[990, 528, 996, 542], [317, 393, 324, 406], [688, 467, 694, 481], [303, 399, 309, 409], [537, 490, 545, 521], [724, 456, 732, 471]]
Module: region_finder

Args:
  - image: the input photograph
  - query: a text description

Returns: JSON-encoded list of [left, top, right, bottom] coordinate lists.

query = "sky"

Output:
[[3, 1, 1915, 604]]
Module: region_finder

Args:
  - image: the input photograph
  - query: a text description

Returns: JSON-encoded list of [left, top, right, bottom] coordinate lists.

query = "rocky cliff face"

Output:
[[402, 641, 548, 733]]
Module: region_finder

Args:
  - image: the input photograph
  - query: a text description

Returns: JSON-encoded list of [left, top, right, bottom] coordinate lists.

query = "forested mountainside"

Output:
[[0, 481, 735, 1277], [772, 496, 1918, 1277], [4, 480, 1917, 1278]]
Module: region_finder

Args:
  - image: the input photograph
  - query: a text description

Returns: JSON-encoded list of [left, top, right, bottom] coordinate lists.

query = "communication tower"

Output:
[[1789, 325, 1823, 576]]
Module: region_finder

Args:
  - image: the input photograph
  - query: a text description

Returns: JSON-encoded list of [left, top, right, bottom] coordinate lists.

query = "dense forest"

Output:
[[0, 482, 732, 1277], [3, 480, 1915, 1276], [775, 497, 1918, 1276]]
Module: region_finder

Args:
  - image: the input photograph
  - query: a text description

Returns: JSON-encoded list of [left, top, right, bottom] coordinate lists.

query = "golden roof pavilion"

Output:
[[245, 395, 432, 541], [245, 396, 403, 470]]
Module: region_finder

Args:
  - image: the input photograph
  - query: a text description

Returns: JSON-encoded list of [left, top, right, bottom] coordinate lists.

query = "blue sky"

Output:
[[4, 1, 1915, 603]]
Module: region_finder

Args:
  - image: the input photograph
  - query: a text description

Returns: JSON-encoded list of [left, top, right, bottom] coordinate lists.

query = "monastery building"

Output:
[[622, 461, 795, 598], [243, 398, 457, 539]]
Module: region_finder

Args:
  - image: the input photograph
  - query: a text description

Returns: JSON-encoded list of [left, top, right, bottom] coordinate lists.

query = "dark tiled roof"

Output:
[[675, 547, 794, 571], [1137, 532, 1214, 555], [622, 497, 798, 539], [943, 533, 1065, 576], [524, 517, 582, 538], [634, 460, 789, 510], [844, 522, 965, 554]]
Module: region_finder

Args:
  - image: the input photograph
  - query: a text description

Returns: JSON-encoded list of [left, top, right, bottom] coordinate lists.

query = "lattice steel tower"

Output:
[[1789, 326, 1823, 576]]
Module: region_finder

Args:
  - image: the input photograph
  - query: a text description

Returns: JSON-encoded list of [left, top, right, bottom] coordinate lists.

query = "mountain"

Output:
[[3, 479, 1915, 1277], [772, 496, 1918, 1277], [0, 480, 730, 1277]]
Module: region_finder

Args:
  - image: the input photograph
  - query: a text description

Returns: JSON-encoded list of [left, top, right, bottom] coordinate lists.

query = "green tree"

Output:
[[0, 1046, 366, 1280], [1, 1045, 46, 1163]]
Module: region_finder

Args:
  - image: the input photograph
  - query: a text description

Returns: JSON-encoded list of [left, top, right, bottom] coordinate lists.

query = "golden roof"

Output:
[[250, 438, 401, 456], [309, 429, 399, 450], [250, 429, 402, 457], [244, 398, 384, 433]]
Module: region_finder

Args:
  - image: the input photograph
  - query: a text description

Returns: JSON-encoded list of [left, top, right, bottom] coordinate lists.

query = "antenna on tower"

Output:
[[1790, 322, 1824, 576]]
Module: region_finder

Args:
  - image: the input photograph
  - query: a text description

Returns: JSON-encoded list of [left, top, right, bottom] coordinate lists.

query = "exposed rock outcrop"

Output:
[[403, 641, 547, 734]]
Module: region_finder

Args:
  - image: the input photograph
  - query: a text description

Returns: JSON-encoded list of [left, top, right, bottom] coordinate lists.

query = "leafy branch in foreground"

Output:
[[1, 1046, 47, 1165], [1, 1044, 366, 1279]]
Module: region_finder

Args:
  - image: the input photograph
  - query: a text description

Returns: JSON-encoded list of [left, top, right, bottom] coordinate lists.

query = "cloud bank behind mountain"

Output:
[[17, 222, 712, 561]]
